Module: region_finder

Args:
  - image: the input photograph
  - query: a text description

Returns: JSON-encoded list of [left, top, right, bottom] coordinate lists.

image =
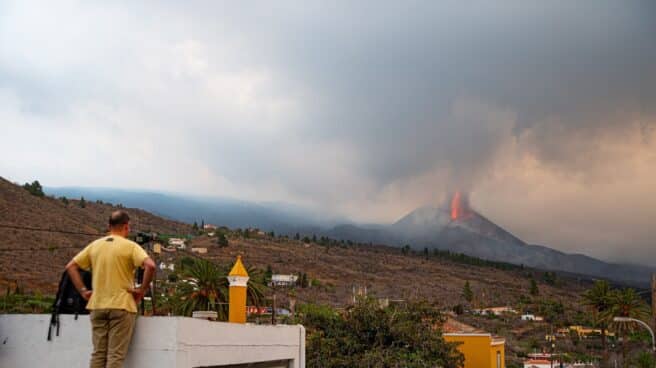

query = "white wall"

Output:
[[0, 314, 305, 368]]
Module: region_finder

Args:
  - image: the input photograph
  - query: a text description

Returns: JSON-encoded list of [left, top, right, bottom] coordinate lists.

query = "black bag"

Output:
[[47, 270, 92, 341]]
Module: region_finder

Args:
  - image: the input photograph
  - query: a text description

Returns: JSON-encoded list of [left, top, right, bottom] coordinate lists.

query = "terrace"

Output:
[[0, 314, 305, 368]]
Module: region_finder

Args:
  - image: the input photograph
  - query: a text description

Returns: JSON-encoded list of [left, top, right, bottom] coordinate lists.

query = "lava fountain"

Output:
[[450, 191, 471, 221]]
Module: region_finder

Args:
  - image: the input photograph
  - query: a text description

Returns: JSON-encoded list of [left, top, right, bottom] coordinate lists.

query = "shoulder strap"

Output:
[[47, 271, 69, 341]]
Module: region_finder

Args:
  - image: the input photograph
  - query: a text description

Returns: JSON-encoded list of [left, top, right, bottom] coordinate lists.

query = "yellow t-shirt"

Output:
[[73, 235, 149, 313]]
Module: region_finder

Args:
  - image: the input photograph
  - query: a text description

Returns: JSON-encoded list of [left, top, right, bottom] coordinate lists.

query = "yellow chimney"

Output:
[[227, 255, 249, 323]]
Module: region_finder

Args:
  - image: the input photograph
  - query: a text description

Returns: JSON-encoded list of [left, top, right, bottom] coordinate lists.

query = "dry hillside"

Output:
[[0, 176, 586, 310], [190, 234, 587, 309], [0, 177, 192, 292]]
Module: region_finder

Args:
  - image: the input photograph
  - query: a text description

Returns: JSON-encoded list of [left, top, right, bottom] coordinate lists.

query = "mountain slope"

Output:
[[2, 177, 590, 311], [0, 177, 192, 292]]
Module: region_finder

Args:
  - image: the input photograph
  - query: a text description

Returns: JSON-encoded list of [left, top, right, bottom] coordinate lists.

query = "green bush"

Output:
[[295, 297, 464, 368]]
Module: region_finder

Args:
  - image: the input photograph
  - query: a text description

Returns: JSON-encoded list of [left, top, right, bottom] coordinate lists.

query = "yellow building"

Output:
[[443, 318, 505, 368]]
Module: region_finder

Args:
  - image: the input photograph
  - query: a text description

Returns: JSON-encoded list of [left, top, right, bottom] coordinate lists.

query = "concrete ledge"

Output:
[[0, 314, 305, 368]]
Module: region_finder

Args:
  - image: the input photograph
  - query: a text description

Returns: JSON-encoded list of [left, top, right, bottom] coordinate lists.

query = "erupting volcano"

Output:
[[450, 191, 471, 221]]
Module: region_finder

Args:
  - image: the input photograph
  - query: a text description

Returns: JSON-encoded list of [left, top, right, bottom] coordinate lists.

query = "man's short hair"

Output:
[[109, 210, 130, 227]]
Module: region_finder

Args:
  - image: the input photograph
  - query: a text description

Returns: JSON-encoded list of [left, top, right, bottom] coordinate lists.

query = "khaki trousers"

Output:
[[89, 309, 137, 368]]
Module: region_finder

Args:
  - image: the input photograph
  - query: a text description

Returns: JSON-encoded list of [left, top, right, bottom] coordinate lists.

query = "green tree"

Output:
[[180, 256, 195, 271], [462, 281, 473, 304], [423, 247, 429, 259], [294, 232, 300, 241], [401, 244, 411, 255], [192, 221, 199, 231], [582, 280, 613, 364], [264, 265, 273, 285], [79, 196, 86, 208], [296, 297, 464, 367], [216, 233, 229, 248], [529, 278, 539, 296], [311, 234, 317, 243], [632, 351, 656, 368], [604, 288, 651, 367], [59, 196, 69, 205], [22, 180, 45, 197]]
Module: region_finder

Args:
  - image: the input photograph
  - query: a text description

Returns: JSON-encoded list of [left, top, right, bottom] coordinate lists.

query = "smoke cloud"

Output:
[[1, 1, 655, 264]]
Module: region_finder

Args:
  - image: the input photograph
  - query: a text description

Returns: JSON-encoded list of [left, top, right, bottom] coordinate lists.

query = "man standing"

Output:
[[66, 210, 156, 368]]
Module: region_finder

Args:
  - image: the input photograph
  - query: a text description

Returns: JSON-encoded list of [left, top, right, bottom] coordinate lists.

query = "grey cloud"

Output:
[[1, 0, 655, 264]]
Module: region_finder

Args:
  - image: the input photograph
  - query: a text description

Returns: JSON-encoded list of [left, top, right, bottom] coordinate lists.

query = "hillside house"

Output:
[[191, 247, 208, 254], [568, 325, 613, 338], [158, 262, 176, 271], [203, 224, 217, 230], [442, 317, 505, 368], [168, 238, 186, 249], [474, 306, 518, 316], [524, 360, 595, 368], [270, 274, 299, 287], [521, 314, 544, 321]]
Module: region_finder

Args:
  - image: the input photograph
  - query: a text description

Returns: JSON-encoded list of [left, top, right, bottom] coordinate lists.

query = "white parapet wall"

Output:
[[0, 314, 305, 368]]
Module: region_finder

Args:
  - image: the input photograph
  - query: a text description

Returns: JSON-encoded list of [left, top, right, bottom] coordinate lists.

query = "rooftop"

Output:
[[1, 314, 305, 368]]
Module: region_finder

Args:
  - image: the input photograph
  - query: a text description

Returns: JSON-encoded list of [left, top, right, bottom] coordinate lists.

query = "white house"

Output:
[[524, 359, 555, 368], [271, 274, 299, 287], [168, 238, 186, 249], [191, 247, 207, 254], [521, 314, 543, 321], [474, 306, 518, 316]]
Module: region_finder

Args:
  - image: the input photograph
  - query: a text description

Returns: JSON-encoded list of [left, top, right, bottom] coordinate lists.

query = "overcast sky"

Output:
[[1, 1, 655, 265]]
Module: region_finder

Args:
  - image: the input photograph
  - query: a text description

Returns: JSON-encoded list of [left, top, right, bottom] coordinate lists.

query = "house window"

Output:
[[496, 351, 501, 368]]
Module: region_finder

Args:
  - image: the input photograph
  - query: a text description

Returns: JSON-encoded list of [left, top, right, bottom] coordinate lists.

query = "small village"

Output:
[[84, 222, 656, 368]]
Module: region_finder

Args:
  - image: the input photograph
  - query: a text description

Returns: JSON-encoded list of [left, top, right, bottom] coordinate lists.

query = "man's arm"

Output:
[[65, 260, 93, 301], [129, 257, 156, 303]]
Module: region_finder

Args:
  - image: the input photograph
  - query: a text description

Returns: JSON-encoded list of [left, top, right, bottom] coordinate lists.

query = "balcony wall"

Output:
[[0, 314, 305, 368]]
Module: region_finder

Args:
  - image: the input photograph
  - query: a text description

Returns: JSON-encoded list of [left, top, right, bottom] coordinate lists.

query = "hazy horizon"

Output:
[[2, 1, 655, 265]]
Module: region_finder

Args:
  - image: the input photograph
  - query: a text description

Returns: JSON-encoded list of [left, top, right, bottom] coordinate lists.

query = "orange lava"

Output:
[[451, 191, 463, 220]]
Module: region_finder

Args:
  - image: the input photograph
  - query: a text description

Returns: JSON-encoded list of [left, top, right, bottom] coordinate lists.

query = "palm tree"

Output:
[[172, 258, 269, 320], [603, 288, 651, 367], [582, 280, 613, 365], [245, 265, 267, 308], [173, 258, 229, 318]]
